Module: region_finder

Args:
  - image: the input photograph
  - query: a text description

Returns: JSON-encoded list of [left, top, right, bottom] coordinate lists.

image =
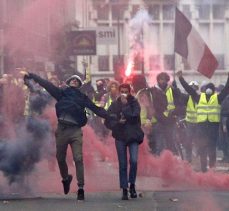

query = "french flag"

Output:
[[174, 8, 218, 78]]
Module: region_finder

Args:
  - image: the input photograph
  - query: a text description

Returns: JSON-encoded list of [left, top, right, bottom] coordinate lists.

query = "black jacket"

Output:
[[28, 73, 107, 127], [179, 76, 229, 104], [105, 95, 144, 144]]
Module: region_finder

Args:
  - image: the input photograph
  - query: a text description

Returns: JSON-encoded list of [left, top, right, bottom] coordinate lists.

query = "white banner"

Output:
[[87, 27, 118, 45]]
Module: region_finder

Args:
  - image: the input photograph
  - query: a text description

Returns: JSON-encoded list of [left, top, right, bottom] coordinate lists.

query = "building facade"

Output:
[[75, 0, 229, 86], [0, 0, 76, 76]]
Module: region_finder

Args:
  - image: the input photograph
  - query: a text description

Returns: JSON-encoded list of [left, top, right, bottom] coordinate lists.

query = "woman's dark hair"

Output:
[[156, 72, 170, 82], [205, 83, 215, 93], [131, 74, 147, 93], [119, 83, 131, 93]]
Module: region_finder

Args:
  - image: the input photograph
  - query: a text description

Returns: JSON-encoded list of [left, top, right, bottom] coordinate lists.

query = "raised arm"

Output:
[[218, 73, 229, 103], [84, 95, 108, 119], [176, 71, 200, 103], [26, 73, 62, 100]]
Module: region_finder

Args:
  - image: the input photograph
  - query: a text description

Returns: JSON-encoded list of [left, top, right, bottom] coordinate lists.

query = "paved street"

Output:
[[0, 155, 229, 211], [0, 131, 229, 211], [1, 190, 229, 211]]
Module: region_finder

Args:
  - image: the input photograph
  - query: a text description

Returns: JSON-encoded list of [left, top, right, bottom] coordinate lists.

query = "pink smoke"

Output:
[[138, 139, 229, 190]]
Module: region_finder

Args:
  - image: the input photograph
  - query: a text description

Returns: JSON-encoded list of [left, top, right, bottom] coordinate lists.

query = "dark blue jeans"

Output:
[[115, 140, 139, 189]]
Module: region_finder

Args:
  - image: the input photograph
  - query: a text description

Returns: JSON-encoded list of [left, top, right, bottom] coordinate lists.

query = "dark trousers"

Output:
[[115, 140, 139, 189], [197, 122, 219, 172], [55, 123, 84, 187], [218, 123, 229, 160], [184, 122, 198, 163], [153, 122, 177, 156]]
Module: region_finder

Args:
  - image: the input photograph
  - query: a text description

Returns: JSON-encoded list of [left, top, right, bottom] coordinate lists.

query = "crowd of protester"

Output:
[[1, 68, 229, 199]]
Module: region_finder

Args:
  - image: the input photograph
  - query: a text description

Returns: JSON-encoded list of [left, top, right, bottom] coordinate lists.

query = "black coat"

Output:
[[105, 95, 144, 144], [28, 73, 107, 127]]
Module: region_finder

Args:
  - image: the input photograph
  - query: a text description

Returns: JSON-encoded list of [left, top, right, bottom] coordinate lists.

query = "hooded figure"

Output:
[[65, 75, 83, 88], [156, 72, 170, 91], [23, 72, 107, 201], [205, 83, 215, 96]]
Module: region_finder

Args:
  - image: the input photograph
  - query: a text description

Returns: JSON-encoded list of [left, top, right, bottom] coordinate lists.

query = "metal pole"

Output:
[[141, 28, 144, 75], [0, 0, 6, 76], [117, 10, 121, 58]]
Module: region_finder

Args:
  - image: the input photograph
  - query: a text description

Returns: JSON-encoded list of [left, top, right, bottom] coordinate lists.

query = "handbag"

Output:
[[124, 123, 144, 145]]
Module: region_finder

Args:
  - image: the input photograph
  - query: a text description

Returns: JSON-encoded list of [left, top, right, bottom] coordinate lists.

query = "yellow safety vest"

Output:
[[92, 96, 101, 107], [164, 87, 175, 117], [104, 96, 113, 110], [196, 93, 220, 123], [140, 107, 157, 125], [185, 96, 197, 123]]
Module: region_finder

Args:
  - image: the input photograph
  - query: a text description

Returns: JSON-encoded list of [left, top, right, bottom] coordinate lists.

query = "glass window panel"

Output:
[[198, 5, 210, 20], [149, 55, 160, 70], [112, 22, 124, 54], [162, 5, 175, 20], [215, 54, 224, 69], [112, 4, 127, 20], [163, 24, 174, 54], [98, 55, 109, 71], [199, 23, 210, 46], [213, 5, 225, 20], [164, 54, 175, 70], [182, 57, 191, 70], [212, 23, 224, 54], [131, 5, 141, 18], [149, 23, 159, 54], [97, 5, 109, 20], [113, 55, 124, 72], [134, 54, 144, 71], [148, 5, 159, 20], [182, 5, 191, 19]]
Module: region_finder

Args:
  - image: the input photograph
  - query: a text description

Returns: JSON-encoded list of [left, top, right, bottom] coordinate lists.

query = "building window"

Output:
[[163, 54, 175, 70], [215, 55, 224, 69], [162, 5, 175, 20], [182, 57, 191, 70], [149, 55, 160, 71], [149, 23, 160, 52], [133, 54, 144, 71], [199, 23, 210, 46], [98, 55, 109, 71], [182, 5, 191, 19], [131, 5, 141, 18], [97, 5, 109, 20], [198, 5, 210, 20], [112, 4, 127, 20], [148, 5, 160, 20], [163, 23, 174, 54], [213, 5, 225, 20], [113, 55, 124, 72], [211, 23, 225, 54]]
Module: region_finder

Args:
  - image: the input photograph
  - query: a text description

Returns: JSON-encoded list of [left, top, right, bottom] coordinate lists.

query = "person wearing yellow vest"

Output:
[[131, 75, 157, 153], [184, 81, 199, 163], [151, 72, 183, 156], [88, 79, 107, 140], [177, 70, 229, 172], [101, 80, 120, 110], [97, 80, 120, 140]]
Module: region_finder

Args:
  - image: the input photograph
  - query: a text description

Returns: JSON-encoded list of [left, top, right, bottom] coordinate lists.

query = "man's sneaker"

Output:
[[77, 189, 85, 201], [122, 188, 128, 200], [129, 184, 137, 198], [62, 175, 72, 194]]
